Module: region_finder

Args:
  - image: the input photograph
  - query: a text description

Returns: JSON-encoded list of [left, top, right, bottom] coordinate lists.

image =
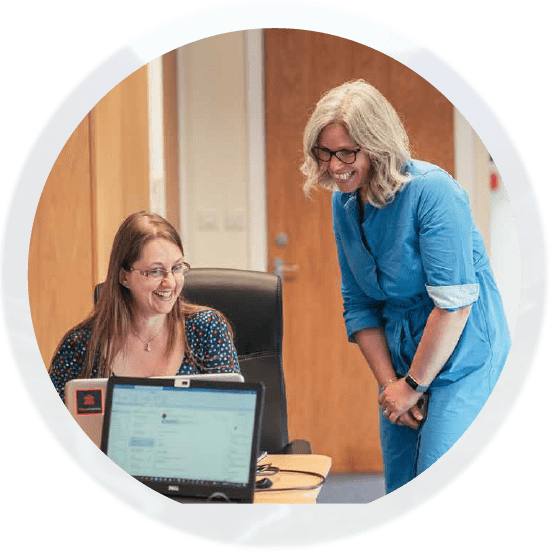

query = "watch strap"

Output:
[[405, 373, 430, 394]]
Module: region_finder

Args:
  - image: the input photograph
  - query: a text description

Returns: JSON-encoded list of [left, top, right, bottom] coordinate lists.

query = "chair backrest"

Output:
[[182, 268, 289, 453], [94, 268, 290, 453]]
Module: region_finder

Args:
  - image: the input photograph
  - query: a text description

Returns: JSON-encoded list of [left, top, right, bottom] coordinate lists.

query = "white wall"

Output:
[[455, 108, 519, 334], [147, 57, 167, 218], [489, 159, 521, 336], [177, 31, 250, 270]]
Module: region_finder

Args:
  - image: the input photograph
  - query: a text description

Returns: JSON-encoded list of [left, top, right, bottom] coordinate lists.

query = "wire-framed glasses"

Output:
[[127, 261, 191, 281], [312, 146, 361, 164]]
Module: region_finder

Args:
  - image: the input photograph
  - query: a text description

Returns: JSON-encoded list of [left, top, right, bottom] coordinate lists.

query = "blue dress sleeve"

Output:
[[187, 310, 241, 373], [417, 170, 480, 310], [49, 326, 91, 401], [333, 197, 385, 342]]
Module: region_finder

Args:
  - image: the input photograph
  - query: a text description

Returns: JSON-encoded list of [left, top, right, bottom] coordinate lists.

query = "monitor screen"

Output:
[[104, 382, 258, 486]]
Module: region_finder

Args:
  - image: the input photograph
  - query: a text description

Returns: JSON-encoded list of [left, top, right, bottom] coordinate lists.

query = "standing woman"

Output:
[[50, 211, 240, 402], [301, 80, 511, 493]]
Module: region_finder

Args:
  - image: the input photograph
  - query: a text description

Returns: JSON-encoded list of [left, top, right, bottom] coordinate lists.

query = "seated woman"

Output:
[[50, 211, 240, 401]]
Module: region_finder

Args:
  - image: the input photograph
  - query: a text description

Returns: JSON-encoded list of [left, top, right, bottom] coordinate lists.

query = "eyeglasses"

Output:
[[127, 262, 191, 280], [312, 146, 361, 164]]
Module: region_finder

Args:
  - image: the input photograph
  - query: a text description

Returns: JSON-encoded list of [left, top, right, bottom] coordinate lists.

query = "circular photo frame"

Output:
[[2, 2, 548, 548]]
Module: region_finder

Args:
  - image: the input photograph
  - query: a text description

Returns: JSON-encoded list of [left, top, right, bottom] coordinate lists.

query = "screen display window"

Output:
[[105, 385, 258, 485]]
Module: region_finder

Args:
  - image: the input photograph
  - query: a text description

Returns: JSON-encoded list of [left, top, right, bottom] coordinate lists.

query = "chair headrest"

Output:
[[183, 268, 283, 357]]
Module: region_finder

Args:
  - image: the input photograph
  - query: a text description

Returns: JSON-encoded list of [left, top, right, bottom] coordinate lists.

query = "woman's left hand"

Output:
[[379, 378, 422, 424]]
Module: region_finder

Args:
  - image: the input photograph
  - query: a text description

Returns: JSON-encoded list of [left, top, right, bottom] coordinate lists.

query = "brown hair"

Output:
[[51, 211, 221, 377]]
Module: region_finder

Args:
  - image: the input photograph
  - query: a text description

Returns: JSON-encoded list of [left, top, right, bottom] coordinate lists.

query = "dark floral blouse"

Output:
[[50, 309, 240, 401]]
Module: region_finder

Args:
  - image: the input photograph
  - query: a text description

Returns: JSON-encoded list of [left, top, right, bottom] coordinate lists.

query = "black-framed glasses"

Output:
[[312, 146, 361, 164], [127, 262, 191, 281]]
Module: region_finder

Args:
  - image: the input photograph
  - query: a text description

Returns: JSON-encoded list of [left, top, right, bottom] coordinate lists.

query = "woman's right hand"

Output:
[[396, 403, 425, 430]]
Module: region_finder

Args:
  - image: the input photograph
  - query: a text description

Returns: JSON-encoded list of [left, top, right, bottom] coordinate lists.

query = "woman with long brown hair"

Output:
[[50, 211, 239, 400]]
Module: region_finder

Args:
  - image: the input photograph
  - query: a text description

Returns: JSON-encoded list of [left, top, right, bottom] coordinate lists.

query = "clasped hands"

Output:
[[379, 378, 424, 430]]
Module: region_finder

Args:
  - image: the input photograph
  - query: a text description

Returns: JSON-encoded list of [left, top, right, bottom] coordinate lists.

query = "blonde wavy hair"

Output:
[[301, 80, 411, 208]]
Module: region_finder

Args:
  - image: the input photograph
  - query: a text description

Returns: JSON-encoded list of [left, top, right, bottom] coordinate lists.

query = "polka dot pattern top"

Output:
[[50, 309, 240, 401]]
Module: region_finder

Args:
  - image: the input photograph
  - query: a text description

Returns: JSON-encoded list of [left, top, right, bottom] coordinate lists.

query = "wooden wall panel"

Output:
[[29, 66, 150, 371], [121, 66, 150, 214], [92, 65, 150, 282], [29, 116, 94, 368], [91, 81, 124, 283]]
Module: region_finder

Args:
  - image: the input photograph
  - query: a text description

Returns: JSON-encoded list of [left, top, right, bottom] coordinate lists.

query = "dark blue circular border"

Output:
[[1, 8, 548, 548]]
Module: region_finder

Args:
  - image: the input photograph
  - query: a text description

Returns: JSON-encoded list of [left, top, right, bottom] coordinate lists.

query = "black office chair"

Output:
[[94, 268, 311, 454], [183, 268, 311, 455]]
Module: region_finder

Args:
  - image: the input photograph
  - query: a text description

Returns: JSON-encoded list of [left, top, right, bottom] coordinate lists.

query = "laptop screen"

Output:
[[101, 377, 263, 502]]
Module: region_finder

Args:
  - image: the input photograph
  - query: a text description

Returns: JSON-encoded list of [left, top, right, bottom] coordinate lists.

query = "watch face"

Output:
[[405, 375, 418, 390]]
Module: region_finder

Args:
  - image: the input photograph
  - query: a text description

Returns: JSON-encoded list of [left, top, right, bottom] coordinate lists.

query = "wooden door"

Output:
[[264, 29, 454, 472]]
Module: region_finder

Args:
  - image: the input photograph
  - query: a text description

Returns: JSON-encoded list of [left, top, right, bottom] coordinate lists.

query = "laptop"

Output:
[[64, 372, 244, 448], [100, 376, 264, 503]]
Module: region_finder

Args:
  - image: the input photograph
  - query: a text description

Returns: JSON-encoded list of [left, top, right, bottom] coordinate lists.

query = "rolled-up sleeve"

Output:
[[333, 208, 385, 342], [417, 171, 480, 311]]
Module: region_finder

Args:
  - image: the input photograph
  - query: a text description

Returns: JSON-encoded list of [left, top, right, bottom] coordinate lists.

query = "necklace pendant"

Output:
[[145, 342, 151, 352]]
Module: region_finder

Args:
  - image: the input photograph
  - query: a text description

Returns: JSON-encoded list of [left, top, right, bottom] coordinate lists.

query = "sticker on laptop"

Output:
[[76, 389, 103, 415]]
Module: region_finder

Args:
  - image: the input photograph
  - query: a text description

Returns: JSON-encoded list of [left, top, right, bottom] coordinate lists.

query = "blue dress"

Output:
[[50, 309, 240, 402], [332, 160, 511, 493]]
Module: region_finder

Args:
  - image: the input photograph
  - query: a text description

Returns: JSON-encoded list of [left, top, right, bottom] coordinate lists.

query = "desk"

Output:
[[254, 454, 332, 503], [167, 454, 331, 504]]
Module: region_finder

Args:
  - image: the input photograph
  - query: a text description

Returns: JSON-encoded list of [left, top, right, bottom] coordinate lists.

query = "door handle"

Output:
[[273, 257, 299, 282]]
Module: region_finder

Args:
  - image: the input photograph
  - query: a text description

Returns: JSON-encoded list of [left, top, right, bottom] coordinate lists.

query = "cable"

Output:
[[255, 463, 327, 492]]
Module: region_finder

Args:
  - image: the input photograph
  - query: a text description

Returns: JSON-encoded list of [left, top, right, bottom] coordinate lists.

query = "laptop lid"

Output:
[[100, 376, 264, 503], [64, 373, 245, 448]]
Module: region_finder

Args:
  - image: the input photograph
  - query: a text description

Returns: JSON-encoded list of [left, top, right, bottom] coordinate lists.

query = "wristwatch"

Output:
[[404, 373, 430, 394]]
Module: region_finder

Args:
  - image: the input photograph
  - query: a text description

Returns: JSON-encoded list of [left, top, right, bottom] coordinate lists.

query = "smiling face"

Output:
[[120, 237, 185, 319], [316, 123, 371, 195]]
